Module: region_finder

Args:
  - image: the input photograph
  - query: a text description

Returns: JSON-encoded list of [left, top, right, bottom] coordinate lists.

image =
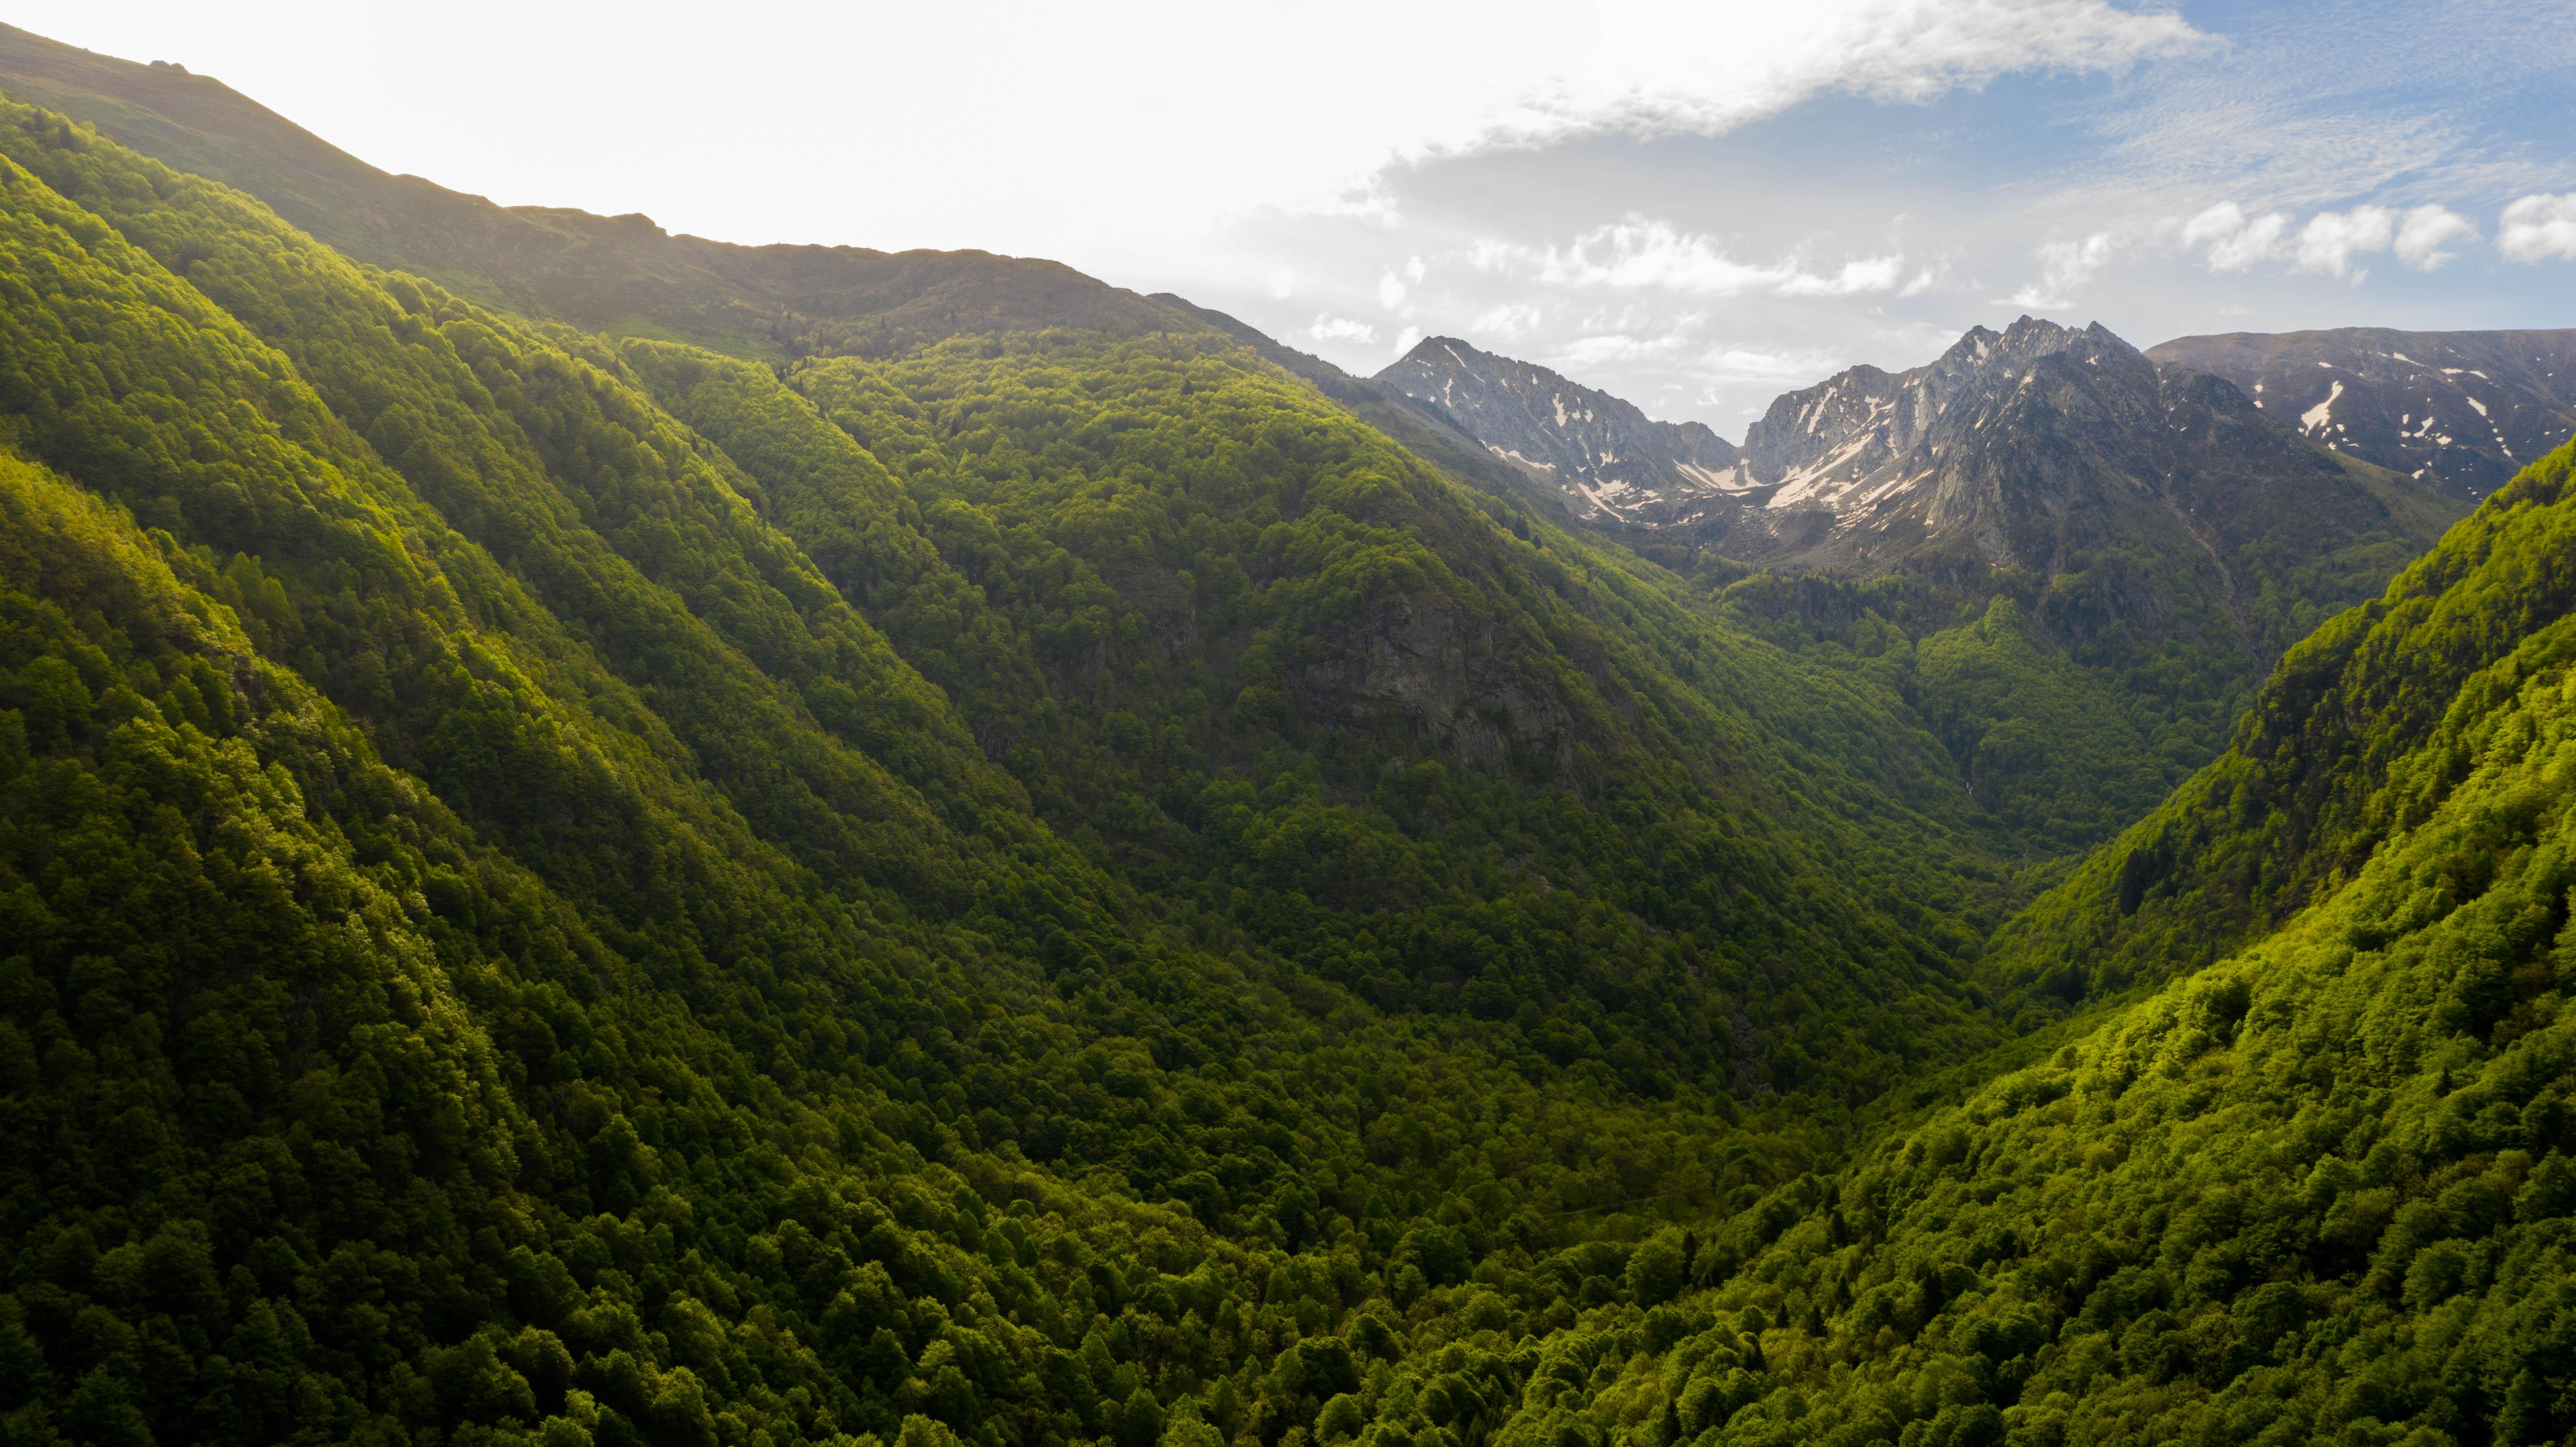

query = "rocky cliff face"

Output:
[[1724, 316, 2425, 579], [1728, 318, 2168, 567], [1372, 336, 1743, 526], [1369, 318, 2464, 682], [1383, 318, 2456, 592], [2145, 327, 2576, 501]]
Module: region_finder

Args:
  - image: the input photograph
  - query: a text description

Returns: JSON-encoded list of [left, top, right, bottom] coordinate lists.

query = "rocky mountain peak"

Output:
[[1372, 336, 1743, 526], [1734, 316, 2161, 532], [1378, 316, 2450, 587]]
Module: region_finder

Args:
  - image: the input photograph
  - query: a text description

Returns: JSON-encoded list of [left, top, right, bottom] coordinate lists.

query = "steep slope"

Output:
[[1379, 318, 2463, 855], [1448, 437, 2576, 1447], [1717, 318, 2456, 591], [0, 89, 2075, 1447], [0, 21, 1197, 357], [1154, 297, 1585, 526], [2149, 326, 2576, 501], [631, 329, 2013, 1100], [1372, 337, 1744, 527], [0, 82, 2002, 1138], [0, 444, 1770, 1447], [1989, 436, 2576, 1003]]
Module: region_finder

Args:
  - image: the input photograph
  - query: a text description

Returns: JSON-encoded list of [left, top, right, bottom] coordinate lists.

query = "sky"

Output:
[[18, 0, 2576, 436]]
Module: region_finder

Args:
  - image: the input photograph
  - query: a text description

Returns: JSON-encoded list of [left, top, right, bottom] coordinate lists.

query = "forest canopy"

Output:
[[0, 88, 2568, 1447]]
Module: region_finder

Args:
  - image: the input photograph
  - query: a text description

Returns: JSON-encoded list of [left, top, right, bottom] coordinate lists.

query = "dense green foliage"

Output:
[[1478, 439, 2576, 1447], [0, 78, 2570, 1447], [635, 335, 2013, 1099], [1703, 434, 2462, 866], [0, 97, 1997, 1447], [1990, 443, 2576, 1003]]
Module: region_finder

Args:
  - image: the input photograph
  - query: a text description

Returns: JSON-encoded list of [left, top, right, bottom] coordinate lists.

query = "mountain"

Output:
[[2148, 326, 2576, 500], [1388, 317, 2456, 592], [0, 21, 1196, 356], [1376, 317, 2464, 853], [1373, 336, 1744, 527], [1732, 318, 2456, 630], [0, 77, 2050, 1447], [5, 23, 2576, 1447], [0, 8, 2461, 859], [1508, 436, 2576, 1447]]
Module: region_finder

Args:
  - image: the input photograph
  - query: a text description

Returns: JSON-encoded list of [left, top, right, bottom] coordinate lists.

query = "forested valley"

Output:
[[0, 39, 2572, 1447]]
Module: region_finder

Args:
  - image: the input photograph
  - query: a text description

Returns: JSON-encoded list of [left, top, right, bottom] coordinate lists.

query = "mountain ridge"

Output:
[[2147, 324, 2576, 500], [1373, 336, 1743, 528], [1367, 315, 2465, 857], [1371, 315, 2456, 590], [0, 20, 1206, 357]]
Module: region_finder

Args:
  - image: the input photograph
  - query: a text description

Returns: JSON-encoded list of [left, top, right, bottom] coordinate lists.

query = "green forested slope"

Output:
[[1988, 443, 2576, 1004], [1472, 440, 2576, 1447], [0, 95, 2034, 1447], [637, 335, 2011, 1098], [1, 51, 2570, 1447], [0, 85, 2015, 1098], [0, 447, 1724, 1447]]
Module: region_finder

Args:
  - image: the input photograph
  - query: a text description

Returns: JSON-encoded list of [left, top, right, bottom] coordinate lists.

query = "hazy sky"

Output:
[[20, 0, 2576, 436]]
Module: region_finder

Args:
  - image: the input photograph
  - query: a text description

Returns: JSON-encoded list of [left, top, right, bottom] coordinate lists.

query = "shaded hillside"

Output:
[[635, 331, 2012, 1096]]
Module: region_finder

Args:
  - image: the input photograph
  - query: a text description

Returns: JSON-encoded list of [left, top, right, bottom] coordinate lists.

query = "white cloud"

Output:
[[2501, 193, 2576, 262], [1392, 326, 1425, 359], [2393, 205, 2478, 270], [2010, 231, 2116, 306], [1497, 216, 1907, 298], [1780, 254, 1910, 296], [1267, 269, 1297, 300], [2180, 202, 2290, 271], [1404, 255, 1428, 283], [2179, 199, 2488, 278], [2293, 206, 2395, 280], [1378, 271, 1409, 308], [1554, 332, 1696, 368], [1308, 315, 1379, 344], [2180, 202, 2246, 248], [1471, 304, 1547, 338], [1445, 0, 2207, 164], [37, 0, 2207, 280], [2208, 216, 2289, 271], [1696, 345, 1853, 384]]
